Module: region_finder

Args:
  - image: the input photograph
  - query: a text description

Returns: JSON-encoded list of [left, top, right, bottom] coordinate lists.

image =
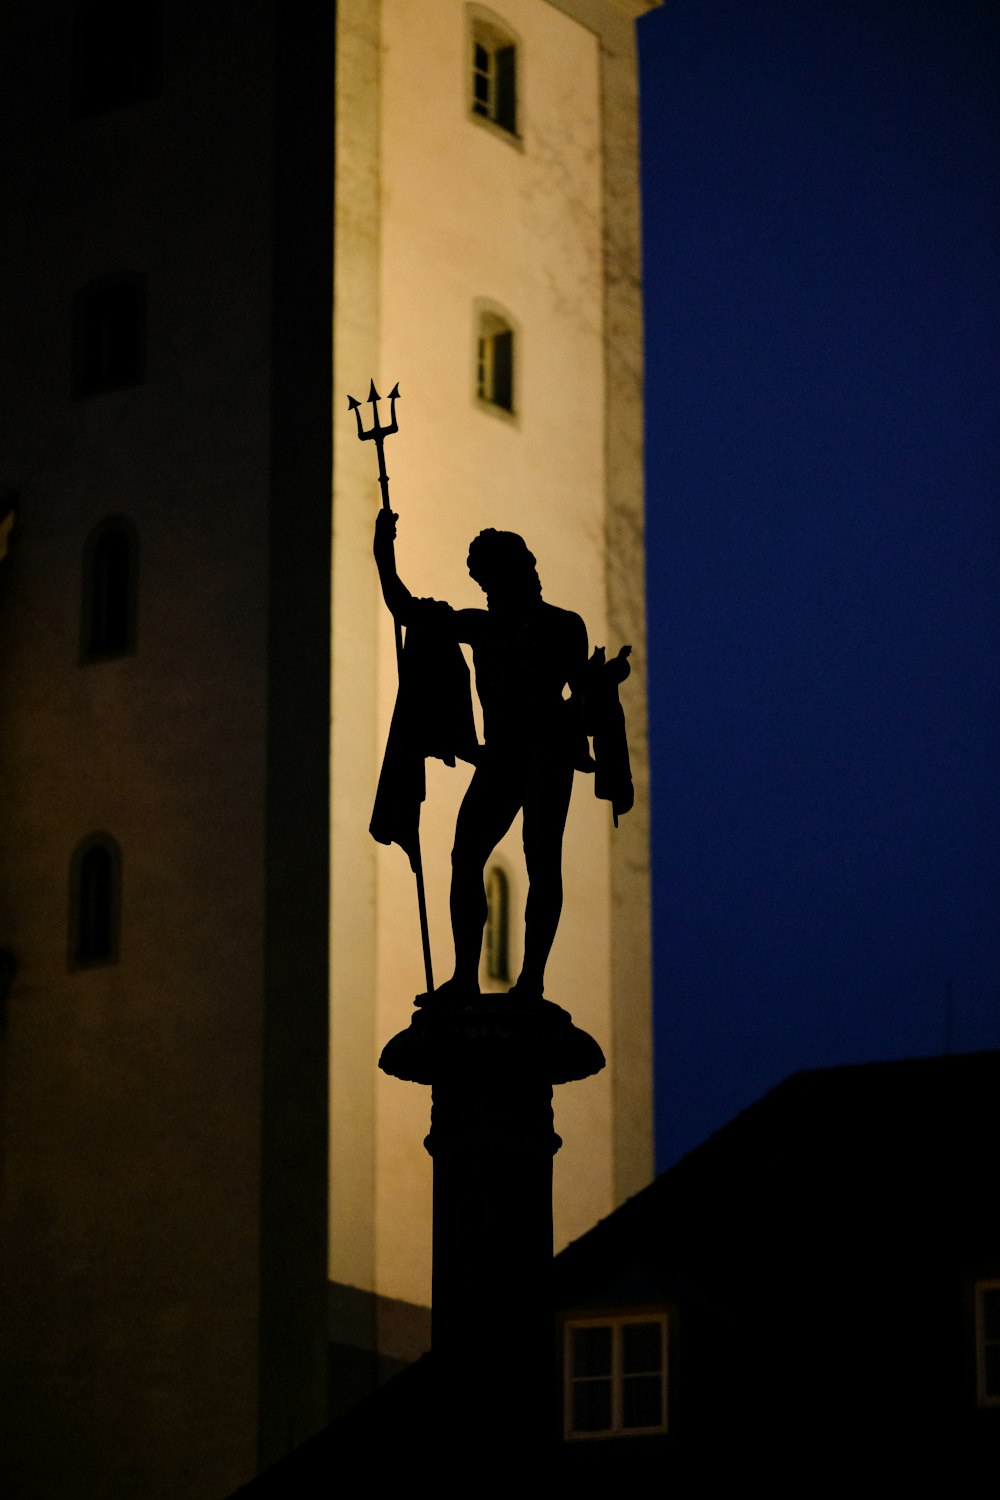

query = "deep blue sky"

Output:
[[636, 0, 1000, 1169]]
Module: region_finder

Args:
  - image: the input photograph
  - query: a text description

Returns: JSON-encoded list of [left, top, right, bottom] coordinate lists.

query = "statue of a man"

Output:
[[374, 508, 590, 1002]]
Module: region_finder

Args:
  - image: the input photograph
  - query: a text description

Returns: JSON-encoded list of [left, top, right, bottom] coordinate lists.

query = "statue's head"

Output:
[[467, 529, 541, 606]]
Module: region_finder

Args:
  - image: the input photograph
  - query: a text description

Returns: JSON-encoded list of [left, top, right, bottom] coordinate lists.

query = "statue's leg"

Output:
[[517, 762, 574, 996], [448, 761, 520, 991]]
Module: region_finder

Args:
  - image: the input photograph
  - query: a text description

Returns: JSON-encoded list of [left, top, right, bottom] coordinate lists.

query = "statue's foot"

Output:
[[414, 975, 480, 1009]]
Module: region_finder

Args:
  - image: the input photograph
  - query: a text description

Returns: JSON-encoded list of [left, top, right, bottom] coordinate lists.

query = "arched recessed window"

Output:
[[73, 274, 146, 396], [476, 306, 516, 415], [468, 8, 519, 138], [484, 865, 510, 983], [81, 516, 138, 660], [73, 0, 161, 118], [69, 834, 122, 968]]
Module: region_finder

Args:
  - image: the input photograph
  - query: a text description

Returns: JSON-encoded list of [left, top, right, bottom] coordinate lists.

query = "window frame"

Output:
[[466, 6, 523, 147], [474, 299, 520, 422], [563, 1310, 669, 1441], [975, 1279, 1000, 1408]]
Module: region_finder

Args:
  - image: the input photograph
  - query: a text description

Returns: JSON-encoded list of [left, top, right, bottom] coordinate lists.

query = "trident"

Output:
[[347, 379, 435, 995], [349, 379, 403, 670]]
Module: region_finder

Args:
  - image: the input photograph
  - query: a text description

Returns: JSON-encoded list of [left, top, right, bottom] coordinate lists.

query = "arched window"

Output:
[[476, 304, 516, 415], [73, 274, 146, 396], [484, 865, 510, 983], [468, 7, 519, 138], [81, 516, 138, 660], [73, 0, 160, 118], [69, 834, 122, 967]]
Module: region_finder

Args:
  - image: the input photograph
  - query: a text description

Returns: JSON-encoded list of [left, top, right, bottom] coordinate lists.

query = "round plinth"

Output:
[[378, 992, 605, 1087]]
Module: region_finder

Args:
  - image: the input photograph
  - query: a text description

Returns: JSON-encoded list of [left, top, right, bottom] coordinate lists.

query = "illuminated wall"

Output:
[[332, 0, 653, 1320]]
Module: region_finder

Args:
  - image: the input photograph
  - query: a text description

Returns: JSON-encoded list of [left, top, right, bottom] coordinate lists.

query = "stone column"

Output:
[[380, 995, 604, 1455]]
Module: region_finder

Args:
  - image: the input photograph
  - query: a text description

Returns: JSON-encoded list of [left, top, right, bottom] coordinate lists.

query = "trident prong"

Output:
[[347, 380, 400, 445], [347, 379, 401, 514]]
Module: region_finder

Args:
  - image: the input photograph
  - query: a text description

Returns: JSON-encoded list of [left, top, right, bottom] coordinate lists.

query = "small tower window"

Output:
[[73, 0, 160, 118], [70, 834, 122, 967], [82, 516, 138, 660], [74, 275, 146, 396], [484, 865, 510, 983], [477, 309, 515, 414], [469, 9, 518, 137]]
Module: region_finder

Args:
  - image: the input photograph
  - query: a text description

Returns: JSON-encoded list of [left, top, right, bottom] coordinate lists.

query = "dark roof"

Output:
[[228, 1050, 1000, 1492], [554, 1049, 1000, 1308]]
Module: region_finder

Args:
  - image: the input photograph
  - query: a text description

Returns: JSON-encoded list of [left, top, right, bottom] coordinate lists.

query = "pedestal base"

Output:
[[378, 992, 605, 1088], [379, 995, 604, 1451]]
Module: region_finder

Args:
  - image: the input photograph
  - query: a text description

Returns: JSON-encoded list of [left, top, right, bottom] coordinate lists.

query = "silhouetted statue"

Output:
[[373, 508, 633, 1004]]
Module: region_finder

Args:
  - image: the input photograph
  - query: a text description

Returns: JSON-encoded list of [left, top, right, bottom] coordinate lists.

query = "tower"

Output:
[[329, 0, 653, 1393], [0, 4, 333, 1495]]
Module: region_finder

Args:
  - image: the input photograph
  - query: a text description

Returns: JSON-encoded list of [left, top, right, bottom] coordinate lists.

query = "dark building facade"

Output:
[[554, 1050, 1000, 1480], [0, 4, 334, 1496], [227, 1050, 1000, 1493]]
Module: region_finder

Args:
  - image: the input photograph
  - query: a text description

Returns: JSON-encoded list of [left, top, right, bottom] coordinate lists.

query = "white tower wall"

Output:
[[331, 0, 653, 1320]]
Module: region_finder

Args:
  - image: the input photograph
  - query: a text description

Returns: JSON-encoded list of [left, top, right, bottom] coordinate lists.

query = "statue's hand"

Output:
[[610, 644, 632, 683], [373, 507, 398, 560]]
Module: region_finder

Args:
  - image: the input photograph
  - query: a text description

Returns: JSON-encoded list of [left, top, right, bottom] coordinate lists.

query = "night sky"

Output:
[[636, 0, 1000, 1170]]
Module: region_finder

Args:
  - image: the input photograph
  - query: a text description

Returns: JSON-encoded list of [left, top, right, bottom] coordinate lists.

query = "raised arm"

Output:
[[373, 508, 414, 622]]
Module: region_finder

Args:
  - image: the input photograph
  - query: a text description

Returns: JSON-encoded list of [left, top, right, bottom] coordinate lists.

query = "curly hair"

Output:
[[466, 529, 537, 592]]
